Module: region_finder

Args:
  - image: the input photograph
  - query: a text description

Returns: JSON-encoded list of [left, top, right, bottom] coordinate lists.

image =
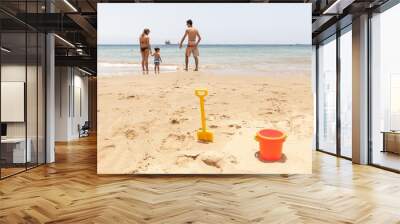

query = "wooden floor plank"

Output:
[[0, 135, 400, 223]]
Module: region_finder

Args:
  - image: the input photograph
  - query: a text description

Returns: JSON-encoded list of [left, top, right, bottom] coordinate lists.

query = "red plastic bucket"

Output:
[[255, 129, 286, 161]]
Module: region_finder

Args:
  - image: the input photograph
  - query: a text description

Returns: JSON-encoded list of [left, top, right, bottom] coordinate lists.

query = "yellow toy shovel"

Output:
[[195, 89, 214, 142]]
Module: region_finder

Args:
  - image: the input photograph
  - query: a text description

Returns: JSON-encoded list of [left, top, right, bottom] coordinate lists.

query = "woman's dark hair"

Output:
[[186, 19, 193, 26], [143, 28, 150, 35]]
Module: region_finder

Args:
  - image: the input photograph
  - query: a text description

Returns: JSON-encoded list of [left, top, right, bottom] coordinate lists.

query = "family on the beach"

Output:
[[139, 19, 202, 74]]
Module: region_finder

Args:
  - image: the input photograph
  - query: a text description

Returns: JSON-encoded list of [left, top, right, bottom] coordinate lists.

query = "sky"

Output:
[[98, 3, 311, 45]]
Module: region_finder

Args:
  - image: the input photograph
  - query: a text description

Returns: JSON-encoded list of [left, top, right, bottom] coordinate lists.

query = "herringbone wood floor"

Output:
[[1, 135, 400, 224]]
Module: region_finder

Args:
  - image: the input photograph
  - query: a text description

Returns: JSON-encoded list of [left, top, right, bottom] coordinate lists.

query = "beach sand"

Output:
[[97, 71, 313, 174]]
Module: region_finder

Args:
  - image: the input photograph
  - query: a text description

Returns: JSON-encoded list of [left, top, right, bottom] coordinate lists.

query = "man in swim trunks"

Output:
[[179, 19, 201, 71]]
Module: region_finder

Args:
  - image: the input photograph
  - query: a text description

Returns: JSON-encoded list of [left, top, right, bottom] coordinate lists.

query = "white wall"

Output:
[[1, 65, 31, 138], [1, 63, 46, 164], [1, 65, 26, 142], [55, 66, 70, 141], [72, 73, 89, 138], [55, 67, 89, 141]]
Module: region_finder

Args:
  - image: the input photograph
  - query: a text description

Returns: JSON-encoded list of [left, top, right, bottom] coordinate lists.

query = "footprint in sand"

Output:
[[117, 94, 137, 100], [266, 97, 278, 102], [291, 114, 306, 119], [132, 153, 155, 173], [226, 155, 238, 164], [198, 152, 224, 169], [228, 124, 241, 129], [273, 107, 281, 113], [175, 152, 200, 166], [160, 133, 193, 151], [101, 144, 116, 151], [178, 107, 186, 113], [99, 93, 112, 97], [124, 129, 137, 140], [198, 152, 238, 169], [222, 132, 235, 136], [274, 120, 290, 130]]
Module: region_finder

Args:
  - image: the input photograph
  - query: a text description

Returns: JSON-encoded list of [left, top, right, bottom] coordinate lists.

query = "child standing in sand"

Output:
[[152, 48, 162, 74]]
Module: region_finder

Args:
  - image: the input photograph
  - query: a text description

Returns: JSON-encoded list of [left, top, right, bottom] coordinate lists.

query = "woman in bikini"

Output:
[[139, 28, 151, 74]]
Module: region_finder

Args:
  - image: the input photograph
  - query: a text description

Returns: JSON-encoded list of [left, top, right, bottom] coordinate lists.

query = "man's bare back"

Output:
[[186, 27, 199, 46], [179, 19, 201, 71]]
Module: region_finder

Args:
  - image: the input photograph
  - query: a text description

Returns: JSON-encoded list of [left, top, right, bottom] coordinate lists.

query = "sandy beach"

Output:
[[97, 70, 313, 174]]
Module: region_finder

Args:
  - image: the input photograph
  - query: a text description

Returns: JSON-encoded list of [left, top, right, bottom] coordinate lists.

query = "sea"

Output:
[[98, 44, 312, 76]]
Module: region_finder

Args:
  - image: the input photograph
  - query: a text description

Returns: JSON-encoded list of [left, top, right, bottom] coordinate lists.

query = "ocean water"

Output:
[[98, 45, 312, 75]]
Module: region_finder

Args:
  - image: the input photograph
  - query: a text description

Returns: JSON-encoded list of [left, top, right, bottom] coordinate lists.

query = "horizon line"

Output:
[[98, 43, 311, 46]]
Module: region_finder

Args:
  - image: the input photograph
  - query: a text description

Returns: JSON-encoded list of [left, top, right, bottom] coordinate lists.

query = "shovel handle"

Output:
[[195, 89, 208, 97]]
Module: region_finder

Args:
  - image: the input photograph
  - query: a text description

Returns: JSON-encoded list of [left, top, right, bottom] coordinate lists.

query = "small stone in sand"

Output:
[[170, 119, 180, 124], [209, 125, 218, 129]]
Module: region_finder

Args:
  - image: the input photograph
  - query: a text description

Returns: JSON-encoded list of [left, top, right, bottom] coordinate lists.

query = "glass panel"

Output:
[[318, 37, 337, 154], [371, 4, 400, 171], [0, 1, 46, 178], [26, 0, 39, 169], [38, 33, 45, 165], [1, 31, 27, 177], [340, 29, 352, 158], [27, 30, 38, 169]]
